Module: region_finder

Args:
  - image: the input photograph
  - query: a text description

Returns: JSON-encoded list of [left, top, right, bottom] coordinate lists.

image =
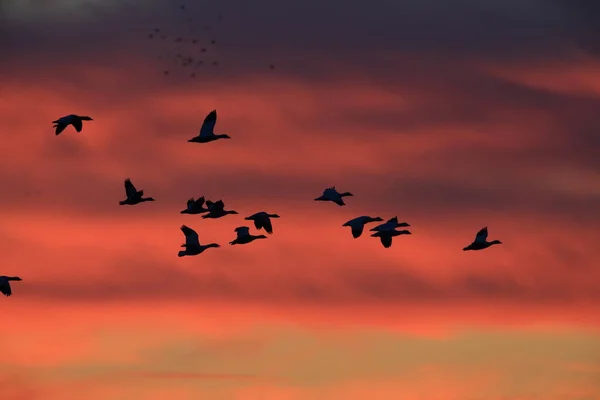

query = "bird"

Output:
[[52, 114, 93, 135], [119, 179, 155, 205], [229, 226, 267, 245], [0, 276, 22, 297], [245, 212, 281, 234], [178, 225, 219, 257], [371, 229, 411, 248], [180, 197, 209, 214], [314, 186, 353, 206], [370, 217, 411, 232], [342, 216, 384, 238], [463, 227, 502, 251], [202, 200, 238, 219], [188, 110, 231, 143]]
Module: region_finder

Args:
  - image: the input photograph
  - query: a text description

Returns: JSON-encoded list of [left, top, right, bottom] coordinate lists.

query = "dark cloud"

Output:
[[0, 0, 587, 80]]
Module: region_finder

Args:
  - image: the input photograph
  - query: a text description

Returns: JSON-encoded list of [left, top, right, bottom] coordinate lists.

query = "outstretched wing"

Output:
[[199, 110, 217, 137], [474, 227, 488, 243], [380, 234, 393, 248], [386, 216, 398, 224], [181, 225, 200, 247], [211, 200, 225, 211], [193, 196, 206, 207], [72, 118, 83, 132], [124, 179, 138, 198], [54, 123, 67, 135], [0, 279, 11, 296], [235, 226, 250, 237], [262, 216, 273, 234], [351, 224, 364, 238]]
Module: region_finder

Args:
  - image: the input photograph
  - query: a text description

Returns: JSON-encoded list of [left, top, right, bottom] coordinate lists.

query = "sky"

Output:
[[1, 0, 600, 398]]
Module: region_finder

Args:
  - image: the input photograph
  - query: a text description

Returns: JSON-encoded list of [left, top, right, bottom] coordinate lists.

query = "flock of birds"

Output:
[[0, 110, 503, 298], [149, 3, 275, 78]]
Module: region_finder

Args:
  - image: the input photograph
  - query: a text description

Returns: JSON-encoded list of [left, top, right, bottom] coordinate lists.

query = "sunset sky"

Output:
[[1, 0, 600, 399]]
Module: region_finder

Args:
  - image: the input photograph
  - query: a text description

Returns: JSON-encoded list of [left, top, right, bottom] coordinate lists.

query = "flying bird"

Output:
[[342, 216, 384, 238], [0, 276, 22, 297], [188, 110, 231, 143], [463, 227, 502, 251], [178, 225, 220, 257], [180, 197, 209, 214], [52, 114, 93, 135], [119, 179, 155, 205], [229, 226, 267, 245], [202, 200, 238, 219], [370, 217, 411, 232], [371, 229, 411, 248], [314, 186, 353, 206], [245, 211, 281, 234]]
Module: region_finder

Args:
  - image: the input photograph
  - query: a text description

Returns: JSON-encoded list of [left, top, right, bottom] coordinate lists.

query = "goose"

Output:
[[178, 225, 219, 257], [52, 114, 93, 136], [342, 216, 383, 238], [188, 110, 231, 143], [314, 186, 353, 206], [0, 276, 22, 297], [463, 227, 502, 251], [245, 211, 280, 234], [229, 226, 267, 245], [180, 196, 209, 214], [119, 178, 155, 205], [371, 229, 411, 248], [202, 199, 238, 219], [370, 217, 410, 232]]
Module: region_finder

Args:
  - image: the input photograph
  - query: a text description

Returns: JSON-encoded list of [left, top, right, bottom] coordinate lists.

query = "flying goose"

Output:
[[188, 110, 231, 143], [463, 227, 502, 251], [52, 114, 93, 136], [229, 226, 267, 245], [119, 178, 155, 205], [342, 216, 384, 238], [178, 225, 219, 257], [371, 229, 411, 248], [202, 199, 238, 219], [0, 276, 22, 297], [314, 186, 353, 206], [180, 196, 209, 214], [370, 217, 410, 232], [245, 211, 280, 234]]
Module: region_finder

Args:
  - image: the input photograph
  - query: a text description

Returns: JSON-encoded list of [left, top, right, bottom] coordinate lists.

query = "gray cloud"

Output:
[[0, 0, 588, 78]]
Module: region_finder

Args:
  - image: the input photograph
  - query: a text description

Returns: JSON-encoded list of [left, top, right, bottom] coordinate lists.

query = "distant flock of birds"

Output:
[[0, 110, 503, 297], [149, 3, 275, 79]]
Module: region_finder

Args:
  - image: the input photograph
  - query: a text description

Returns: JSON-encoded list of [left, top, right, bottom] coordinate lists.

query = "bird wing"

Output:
[[212, 200, 225, 211], [351, 224, 364, 238], [0, 279, 11, 296], [380, 234, 393, 248], [331, 197, 345, 206], [54, 123, 67, 135], [193, 196, 205, 207], [474, 227, 488, 243], [262, 217, 273, 234], [124, 179, 138, 198], [252, 218, 263, 230], [235, 226, 250, 237], [199, 110, 217, 137], [181, 225, 200, 247], [386, 216, 398, 224], [72, 117, 83, 132]]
